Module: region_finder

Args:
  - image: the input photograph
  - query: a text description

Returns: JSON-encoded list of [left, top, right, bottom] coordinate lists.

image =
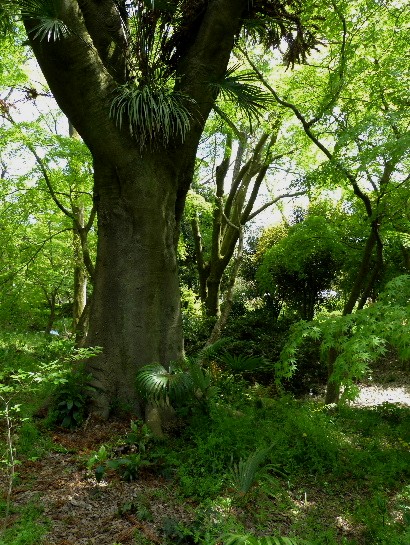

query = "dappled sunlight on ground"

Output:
[[352, 385, 410, 407]]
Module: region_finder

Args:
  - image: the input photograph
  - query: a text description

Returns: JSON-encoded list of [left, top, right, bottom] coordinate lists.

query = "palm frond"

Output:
[[186, 360, 218, 400], [135, 363, 192, 403], [2, 0, 68, 42], [229, 445, 273, 495], [31, 16, 68, 41], [187, 361, 211, 393], [218, 353, 271, 373], [211, 65, 274, 124], [197, 337, 232, 362], [110, 83, 195, 148]]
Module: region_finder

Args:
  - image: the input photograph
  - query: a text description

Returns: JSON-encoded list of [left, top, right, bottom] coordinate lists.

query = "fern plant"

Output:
[[218, 353, 271, 374], [229, 446, 273, 495]]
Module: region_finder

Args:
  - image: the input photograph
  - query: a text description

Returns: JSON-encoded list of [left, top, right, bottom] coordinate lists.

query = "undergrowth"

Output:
[[0, 500, 49, 545], [2, 332, 410, 544]]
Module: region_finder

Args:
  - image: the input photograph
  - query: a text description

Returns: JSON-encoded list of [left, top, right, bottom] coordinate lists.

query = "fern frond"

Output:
[[229, 445, 273, 495], [187, 361, 210, 393], [197, 337, 232, 362], [218, 353, 271, 373]]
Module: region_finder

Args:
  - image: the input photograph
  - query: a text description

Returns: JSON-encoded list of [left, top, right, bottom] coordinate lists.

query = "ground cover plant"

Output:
[[1, 331, 410, 545]]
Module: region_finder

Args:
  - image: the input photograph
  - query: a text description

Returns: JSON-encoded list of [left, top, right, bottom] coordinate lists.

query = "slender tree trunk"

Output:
[[205, 276, 223, 317], [72, 205, 87, 333], [325, 221, 382, 403], [85, 154, 183, 417], [45, 288, 58, 335], [324, 347, 340, 404], [206, 227, 243, 345], [75, 299, 90, 347]]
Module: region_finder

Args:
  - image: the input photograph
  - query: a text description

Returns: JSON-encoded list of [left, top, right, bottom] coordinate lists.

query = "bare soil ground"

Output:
[[6, 419, 191, 545]]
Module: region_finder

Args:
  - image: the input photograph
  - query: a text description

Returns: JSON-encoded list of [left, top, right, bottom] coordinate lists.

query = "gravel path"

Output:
[[353, 384, 410, 407]]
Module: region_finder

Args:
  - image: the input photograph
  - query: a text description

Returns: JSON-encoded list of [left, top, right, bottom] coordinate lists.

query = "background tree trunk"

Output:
[[72, 205, 87, 333]]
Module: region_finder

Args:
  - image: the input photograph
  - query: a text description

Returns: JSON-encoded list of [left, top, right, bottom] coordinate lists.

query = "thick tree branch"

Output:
[[77, 0, 128, 83]]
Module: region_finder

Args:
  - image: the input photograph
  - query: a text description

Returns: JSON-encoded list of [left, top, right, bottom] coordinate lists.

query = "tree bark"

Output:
[[72, 205, 88, 332], [85, 154, 183, 416]]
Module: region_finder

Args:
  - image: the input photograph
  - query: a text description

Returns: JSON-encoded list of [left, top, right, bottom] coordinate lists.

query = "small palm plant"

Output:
[[136, 340, 230, 409], [1, 0, 69, 41], [218, 353, 271, 374], [136, 358, 218, 410], [210, 65, 275, 129], [228, 445, 274, 496]]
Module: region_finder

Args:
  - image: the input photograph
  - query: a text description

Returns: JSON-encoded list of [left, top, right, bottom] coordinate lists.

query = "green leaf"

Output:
[[211, 65, 275, 125], [94, 465, 105, 483]]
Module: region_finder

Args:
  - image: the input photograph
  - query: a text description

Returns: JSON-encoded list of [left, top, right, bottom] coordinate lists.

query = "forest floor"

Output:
[[2, 360, 410, 545]]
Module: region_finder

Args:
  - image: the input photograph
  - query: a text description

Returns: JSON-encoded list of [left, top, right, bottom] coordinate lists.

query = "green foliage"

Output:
[[40, 346, 101, 428], [1, 0, 68, 42], [46, 372, 92, 428], [162, 498, 245, 545], [136, 355, 219, 411], [211, 66, 275, 127], [87, 420, 153, 483], [110, 83, 195, 148], [0, 500, 49, 545], [257, 214, 343, 321], [229, 446, 273, 495], [218, 353, 271, 375], [105, 453, 150, 482], [277, 275, 410, 398], [118, 495, 153, 521], [224, 535, 306, 545]]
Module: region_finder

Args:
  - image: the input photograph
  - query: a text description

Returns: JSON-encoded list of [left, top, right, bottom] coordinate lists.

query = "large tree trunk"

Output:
[[23, 0, 247, 418], [85, 154, 183, 417]]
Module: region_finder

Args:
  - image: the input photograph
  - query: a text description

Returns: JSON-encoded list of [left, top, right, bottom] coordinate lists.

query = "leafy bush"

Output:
[[45, 370, 92, 429], [0, 500, 49, 545], [277, 275, 410, 399], [87, 420, 153, 482]]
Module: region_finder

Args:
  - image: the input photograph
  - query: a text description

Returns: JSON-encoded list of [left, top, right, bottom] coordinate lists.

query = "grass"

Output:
[[152, 395, 410, 543], [0, 500, 49, 545]]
